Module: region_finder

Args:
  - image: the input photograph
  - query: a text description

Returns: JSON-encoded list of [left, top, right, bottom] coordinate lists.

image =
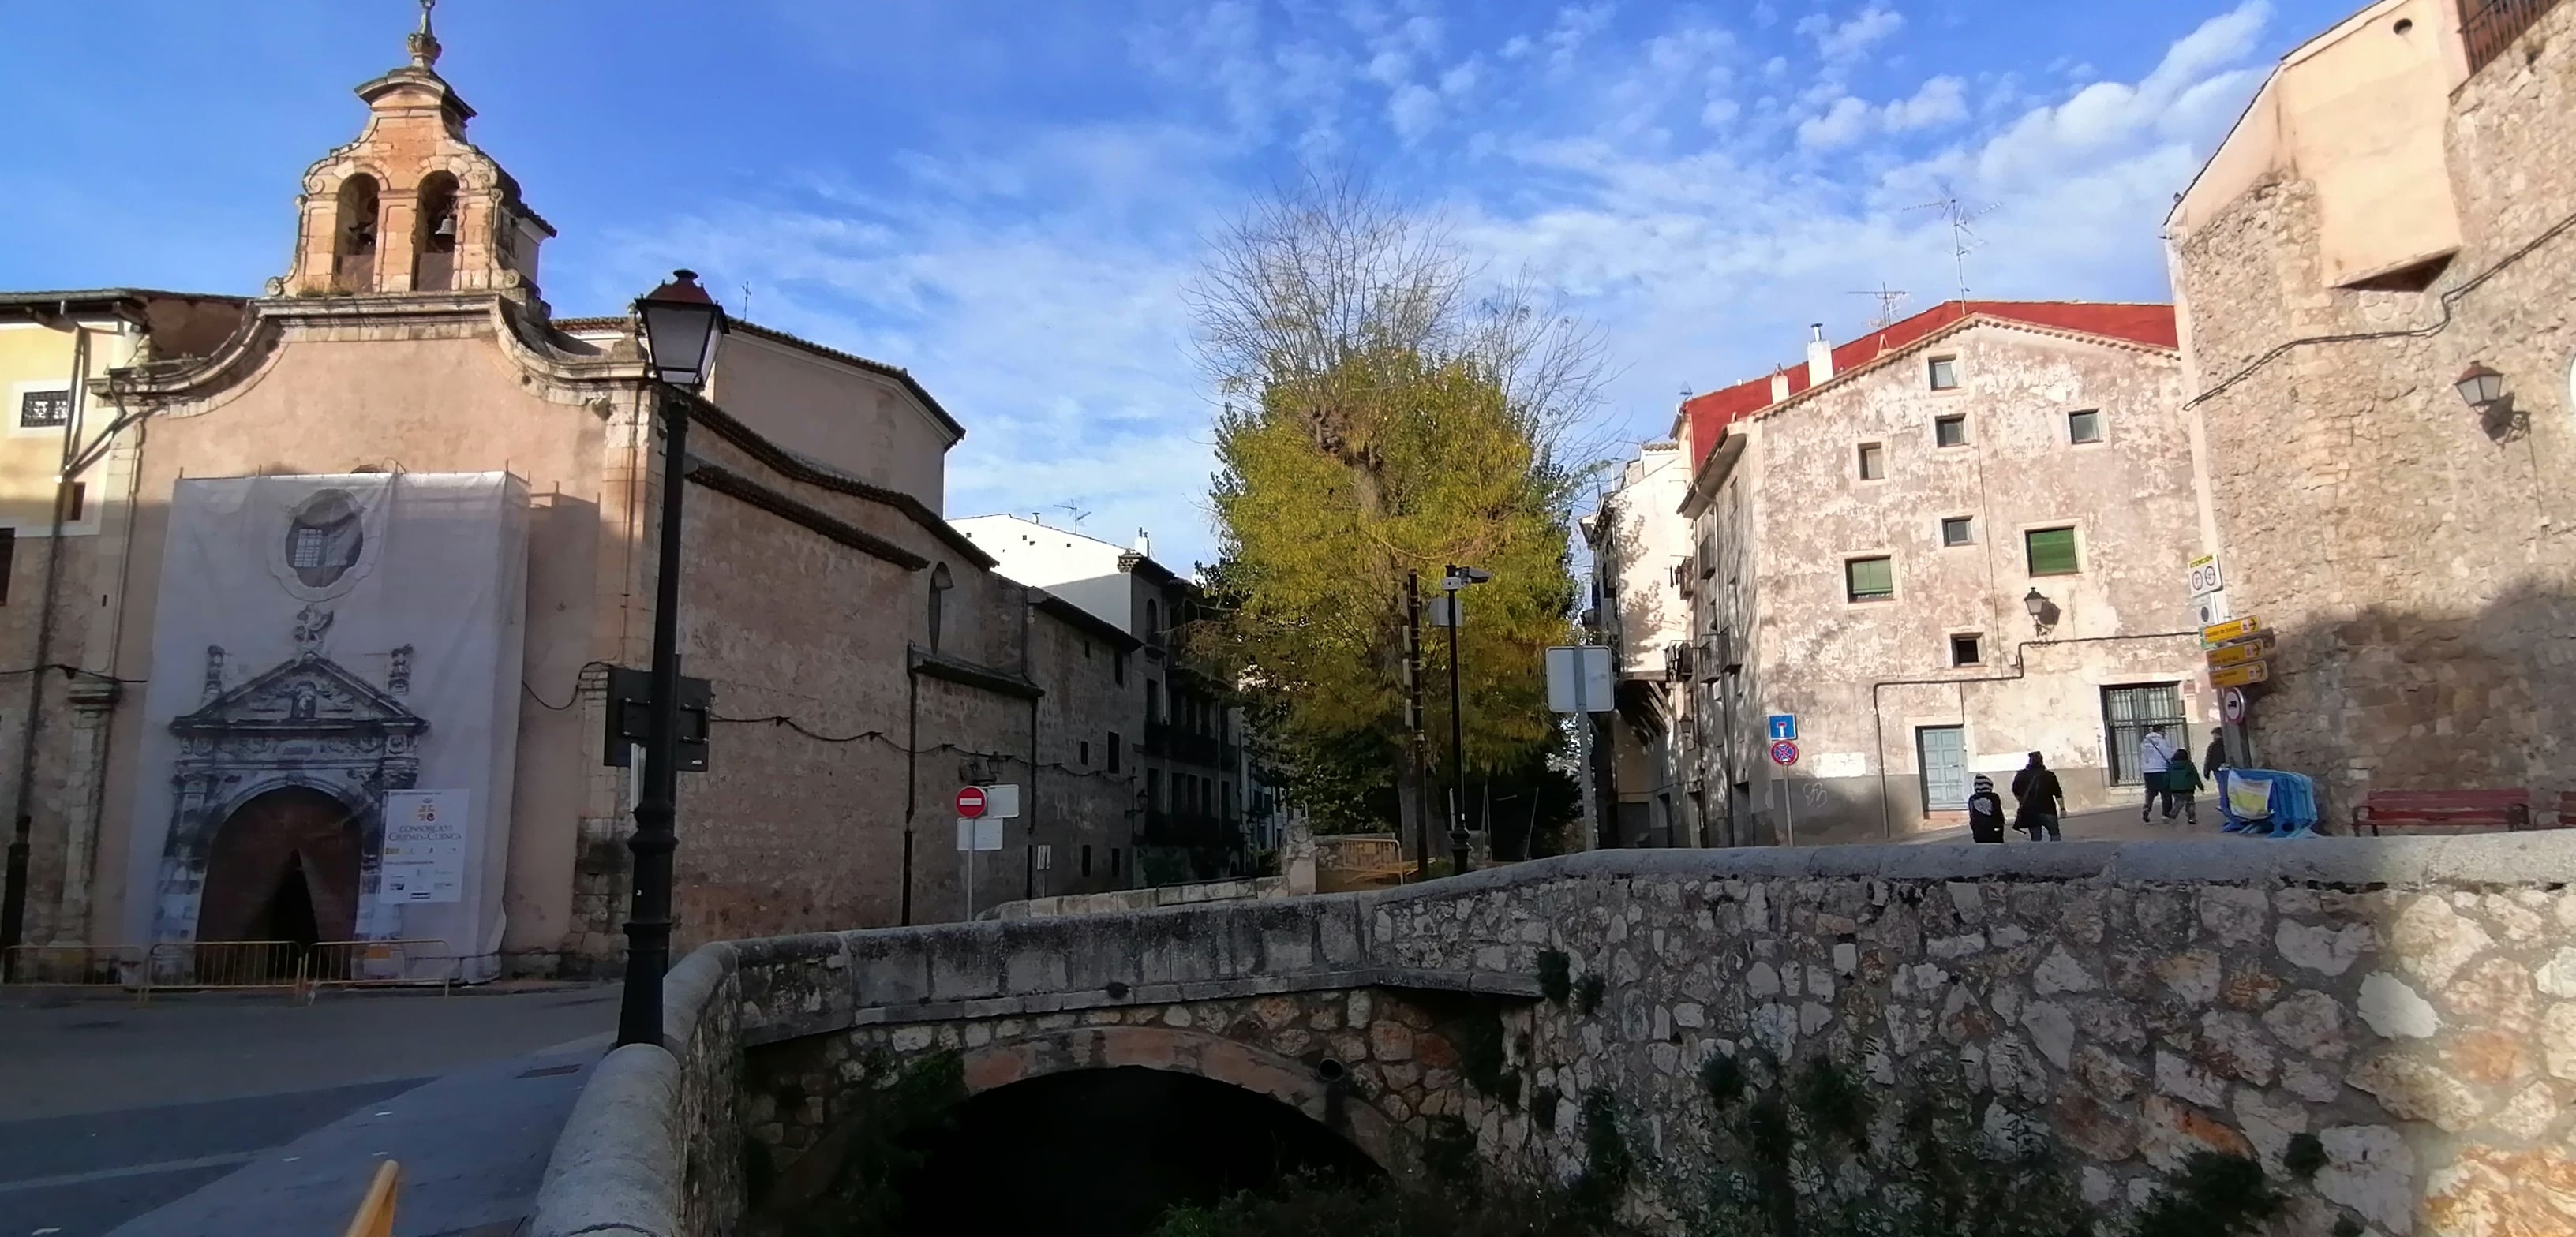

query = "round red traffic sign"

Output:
[[2221, 687, 2248, 724], [1769, 740, 1799, 767], [955, 786, 987, 818]]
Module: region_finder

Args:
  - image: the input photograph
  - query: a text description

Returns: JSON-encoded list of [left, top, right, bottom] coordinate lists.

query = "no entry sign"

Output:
[[955, 786, 987, 818]]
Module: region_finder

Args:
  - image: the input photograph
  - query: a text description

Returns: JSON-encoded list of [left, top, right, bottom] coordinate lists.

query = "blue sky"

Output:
[[0, 0, 2354, 569]]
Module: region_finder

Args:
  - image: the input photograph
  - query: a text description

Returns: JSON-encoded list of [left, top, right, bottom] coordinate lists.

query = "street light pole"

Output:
[[1406, 571, 1430, 880], [1441, 564, 1489, 876], [616, 271, 726, 1050], [1445, 574, 1466, 875]]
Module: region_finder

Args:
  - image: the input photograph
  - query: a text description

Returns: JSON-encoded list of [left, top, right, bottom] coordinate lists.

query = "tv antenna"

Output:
[[1845, 283, 1911, 329], [1910, 186, 2000, 301], [739, 282, 754, 320], [1053, 501, 1092, 531]]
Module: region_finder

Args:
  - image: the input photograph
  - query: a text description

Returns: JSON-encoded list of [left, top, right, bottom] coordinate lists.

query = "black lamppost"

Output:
[[616, 269, 727, 1048], [1443, 564, 1490, 876]]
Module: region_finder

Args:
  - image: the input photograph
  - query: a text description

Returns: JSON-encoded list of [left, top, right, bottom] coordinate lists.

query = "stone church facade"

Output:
[[0, 15, 1147, 977]]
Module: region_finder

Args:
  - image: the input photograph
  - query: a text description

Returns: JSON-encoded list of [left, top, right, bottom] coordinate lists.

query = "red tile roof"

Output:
[[1679, 301, 2177, 465]]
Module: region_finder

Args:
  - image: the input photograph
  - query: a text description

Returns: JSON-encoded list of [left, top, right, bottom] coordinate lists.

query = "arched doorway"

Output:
[[197, 787, 361, 948], [892, 1066, 1381, 1237]]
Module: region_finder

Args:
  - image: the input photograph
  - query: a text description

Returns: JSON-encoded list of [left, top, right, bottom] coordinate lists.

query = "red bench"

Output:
[[2352, 790, 2532, 836]]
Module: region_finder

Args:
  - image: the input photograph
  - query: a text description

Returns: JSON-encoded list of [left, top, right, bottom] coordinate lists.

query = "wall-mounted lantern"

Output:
[[2455, 362, 2505, 409]]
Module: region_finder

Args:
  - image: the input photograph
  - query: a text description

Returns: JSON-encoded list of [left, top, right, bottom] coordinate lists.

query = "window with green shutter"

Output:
[[1845, 555, 1895, 601], [2025, 526, 2080, 576]]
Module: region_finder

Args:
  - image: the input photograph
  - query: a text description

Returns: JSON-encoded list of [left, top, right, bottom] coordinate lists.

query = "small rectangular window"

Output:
[[1934, 414, 1968, 447], [19, 391, 69, 428], [1082, 845, 1094, 876], [1111, 847, 1123, 876], [1079, 740, 1091, 767], [1950, 633, 1983, 666], [1114, 652, 1126, 686], [1845, 555, 1895, 602], [2069, 409, 2103, 443], [1856, 443, 1886, 481], [1107, 732, 1122, 772], [2026, 526, 2081, 577], [0, 529, 13, 604], [1927, 357, 1958, 391], [60, 482, 84, 523], [1940, 516, 1974, 547]]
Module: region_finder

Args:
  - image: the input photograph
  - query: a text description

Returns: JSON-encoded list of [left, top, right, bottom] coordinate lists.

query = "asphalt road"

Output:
[[0, 984, 617, 1237]]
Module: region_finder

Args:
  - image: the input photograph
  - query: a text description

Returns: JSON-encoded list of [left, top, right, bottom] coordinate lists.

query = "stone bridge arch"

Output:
[[957, 1022, 1415, 1173]]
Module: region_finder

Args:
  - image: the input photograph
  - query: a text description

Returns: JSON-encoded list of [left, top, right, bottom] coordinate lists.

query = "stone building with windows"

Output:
[[1672, 303, 2207, 843], [0, 14, 1138, 978], [1577, 441, 1697, 848], [2166, 0, 2576, 810], [953, 514, 1265, 884]]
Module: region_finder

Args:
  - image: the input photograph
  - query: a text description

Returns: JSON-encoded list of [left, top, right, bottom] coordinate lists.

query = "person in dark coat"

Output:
[[2203, 728, 2227, 775], [2163, 747, 2206, 827], [1968, 774, 2007, 843], [2010, 752, 2065, 840]]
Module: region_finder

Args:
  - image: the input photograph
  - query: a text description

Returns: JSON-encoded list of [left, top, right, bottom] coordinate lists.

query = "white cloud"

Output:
[[1883, 75, 1968, 130], [1797, 95, 1875, 148], [1804, 5, 1905, 61], [1389, 83, 1442, 140], [602, 1, 2278, 566]]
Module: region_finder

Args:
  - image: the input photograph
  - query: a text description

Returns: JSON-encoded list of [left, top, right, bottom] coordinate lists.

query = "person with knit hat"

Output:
[[1968, 774, 2007, 844]]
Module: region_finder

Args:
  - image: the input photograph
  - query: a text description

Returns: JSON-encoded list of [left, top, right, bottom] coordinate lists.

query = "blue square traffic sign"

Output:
[[1767, 715, 1796, 741]]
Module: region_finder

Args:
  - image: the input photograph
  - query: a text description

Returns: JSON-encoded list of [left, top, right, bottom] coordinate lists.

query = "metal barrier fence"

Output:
[[145, 940, 309, 995], [6, 939, 461, 1002], [301, 939, 457, 999], [2, 944, 148, 996]]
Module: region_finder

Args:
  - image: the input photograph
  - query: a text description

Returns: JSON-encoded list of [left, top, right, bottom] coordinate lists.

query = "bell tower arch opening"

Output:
[[331, 174, 381, 293], [412, 171, 459, 292]]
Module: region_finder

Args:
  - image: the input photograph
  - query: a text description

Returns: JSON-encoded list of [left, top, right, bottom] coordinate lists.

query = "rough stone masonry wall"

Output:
[[535, 835, 2576, 1237], [1380, 841, 2576, 1235], [2174, 0, 2576, 813]]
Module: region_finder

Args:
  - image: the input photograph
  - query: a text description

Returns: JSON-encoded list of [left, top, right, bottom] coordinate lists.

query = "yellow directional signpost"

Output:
[[2204, 615, 2270, 689], [2201, 616, 2262, 646], [2211, 661, 2271, 688]]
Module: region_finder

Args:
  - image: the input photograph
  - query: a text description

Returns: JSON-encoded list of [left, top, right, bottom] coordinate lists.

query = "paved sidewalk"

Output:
[[0, 983, 616, 1236]]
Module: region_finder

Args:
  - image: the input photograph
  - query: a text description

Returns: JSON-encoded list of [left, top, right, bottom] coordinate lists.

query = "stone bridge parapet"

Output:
[[534, 833, 2576, 1237]]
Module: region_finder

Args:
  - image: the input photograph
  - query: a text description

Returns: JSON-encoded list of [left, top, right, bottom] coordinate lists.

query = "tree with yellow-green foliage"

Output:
[[1188, 173, 1604, 844]]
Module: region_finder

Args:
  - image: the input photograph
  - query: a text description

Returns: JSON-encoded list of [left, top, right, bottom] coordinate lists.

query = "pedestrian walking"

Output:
[[1968, 774, 2006, 844], [2011, 752, 2065, 841], [2203, 727, 2226, 775], [2163, 747, 2206, 827], [2136, 725, 2177, 821]]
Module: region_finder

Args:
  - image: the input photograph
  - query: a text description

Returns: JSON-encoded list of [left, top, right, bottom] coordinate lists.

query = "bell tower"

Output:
[[272, 0, 556, 309]]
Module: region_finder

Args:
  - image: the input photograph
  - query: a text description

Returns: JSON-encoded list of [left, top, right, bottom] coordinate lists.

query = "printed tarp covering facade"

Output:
[[125, 473, 530, 982]]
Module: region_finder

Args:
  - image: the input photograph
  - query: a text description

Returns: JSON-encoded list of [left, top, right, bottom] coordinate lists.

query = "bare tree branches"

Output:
[[1188, 167, 1610, 510]]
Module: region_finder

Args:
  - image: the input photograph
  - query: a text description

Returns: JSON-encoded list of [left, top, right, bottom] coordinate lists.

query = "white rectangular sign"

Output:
[[955, 817, 1004, 851], [2187, 554, 2225, 599], [1544, 645, 1616, 714], [979, 783, 1022, 819], [383, 790, 470, 904]]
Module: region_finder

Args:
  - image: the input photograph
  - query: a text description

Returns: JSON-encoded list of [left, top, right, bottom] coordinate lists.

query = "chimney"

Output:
[[1806, 323, 1833, 387], [1768, 370, 1791, 402], [1134, 528, 1152, 558]]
